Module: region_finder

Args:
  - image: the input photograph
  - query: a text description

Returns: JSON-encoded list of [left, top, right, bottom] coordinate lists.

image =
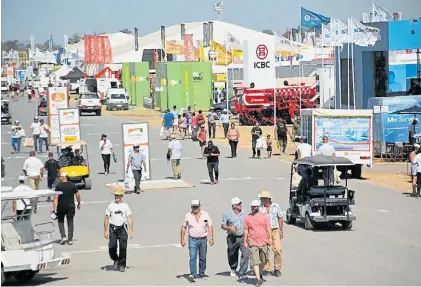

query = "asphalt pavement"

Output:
[[1, 96, 421, 286]]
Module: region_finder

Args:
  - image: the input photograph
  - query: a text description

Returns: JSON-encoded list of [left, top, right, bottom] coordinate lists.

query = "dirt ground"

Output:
[[103, 107, 410, 193]]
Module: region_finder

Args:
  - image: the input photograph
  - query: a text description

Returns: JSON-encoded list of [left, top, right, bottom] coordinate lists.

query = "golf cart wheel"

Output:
[[14, 270, 37, 284], [286, 208, 296, 225], [84, 178, 92, 190], [341, 221, 353, 230], [304, 213, 315, 230], [351, 165, 362, 178]]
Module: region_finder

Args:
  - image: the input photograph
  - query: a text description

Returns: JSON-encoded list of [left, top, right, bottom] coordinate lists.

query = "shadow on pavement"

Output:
[[5, 272, 67, 286]]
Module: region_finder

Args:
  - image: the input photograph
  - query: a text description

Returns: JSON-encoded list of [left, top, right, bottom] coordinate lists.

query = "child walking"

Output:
[[266, 134, 273, 158]]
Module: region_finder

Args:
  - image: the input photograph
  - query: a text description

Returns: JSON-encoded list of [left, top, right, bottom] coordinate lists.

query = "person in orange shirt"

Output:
[[197, 126, 208, 157]]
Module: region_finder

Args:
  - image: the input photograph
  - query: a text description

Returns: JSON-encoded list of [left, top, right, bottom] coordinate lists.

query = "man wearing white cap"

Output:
[[221, 197, 249, 279], [12, 175, 36, 221], [244, 200, 271, 287], [30, 116, 41, 153], [181, 199, 214, 282], [258, 191, 283, 277], [126, 144, 147, 194]]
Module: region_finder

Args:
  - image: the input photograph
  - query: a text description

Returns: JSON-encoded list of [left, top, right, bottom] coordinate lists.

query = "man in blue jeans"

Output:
[[180, 199, 214, 282], [162, 109, 174, 140]]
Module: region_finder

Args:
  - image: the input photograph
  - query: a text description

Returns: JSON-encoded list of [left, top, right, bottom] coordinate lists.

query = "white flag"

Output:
[[331, 19, 349, 46], [362, 13, 370, 23], [64, 34, 69, 50], [372, 1, 393, 22], [349, 18, 381, 47], [29, 36, 35, 52], [322, 23, 332, 45], [226, 31, 241, 49]]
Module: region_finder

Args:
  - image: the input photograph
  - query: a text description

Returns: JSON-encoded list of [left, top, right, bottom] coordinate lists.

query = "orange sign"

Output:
[[51, 93, 65, 102]]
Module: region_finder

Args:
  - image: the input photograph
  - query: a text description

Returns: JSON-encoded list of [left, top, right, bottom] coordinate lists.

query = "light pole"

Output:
[[213, 2, 223, 20]]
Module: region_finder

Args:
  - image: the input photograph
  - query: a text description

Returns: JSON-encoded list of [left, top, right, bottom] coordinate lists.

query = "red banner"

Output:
[[84, 36, 92, 64], [102, 36, 113, 64], [84, 35, 113, 64], [183, 34, 195, 61], [96, 36, 104, 64]]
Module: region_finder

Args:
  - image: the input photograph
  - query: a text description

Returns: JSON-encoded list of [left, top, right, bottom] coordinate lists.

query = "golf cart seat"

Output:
[[308, 186, 346, 197], [1, 221, 52, 251]]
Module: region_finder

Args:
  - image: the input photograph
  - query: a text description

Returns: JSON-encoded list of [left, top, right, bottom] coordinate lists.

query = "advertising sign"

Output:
[[184, 34, 195, 61], [59, 108, 81, 142], [122, 123, 151, 180], [243, 38, 276, 89], [48, 87, 69, 145], [17, 70, 25, 81]]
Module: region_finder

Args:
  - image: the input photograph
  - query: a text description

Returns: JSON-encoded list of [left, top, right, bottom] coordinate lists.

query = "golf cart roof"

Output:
[[56, 140, 87, 147], [1, 189, 62, 201], [293, 155, 354, 166]]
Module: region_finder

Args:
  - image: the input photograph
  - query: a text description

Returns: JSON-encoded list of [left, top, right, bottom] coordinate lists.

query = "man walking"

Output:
[[274, 120, 288, 155], [162, 109, 175, 139], [38, 119, 50, 153], [168, 135, 183, 179], [44, 151, 60, 201], [52, 172, 81, 245], [23, 151, 44, 190], [207, 108, 218, 139], [258, 191, 283, 277], [244, 200, 272, 287], [251, 122, 263, 158], [221, 197, 249, 279], [126, 144, 147, 194], [104, 189, 134, 272], [220, 109, 230, 138], [317, 136, 335, 185], [99, 134, 114, 174], [12, 176, 36, 221], [30, 116, 41, 153], [181, 199, 214, 282], [203, 141, 220, 184]]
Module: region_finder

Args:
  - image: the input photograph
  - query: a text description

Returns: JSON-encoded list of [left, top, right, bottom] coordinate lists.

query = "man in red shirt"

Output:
[[244, 200, 272, 287], [197, 125, 208, 157]]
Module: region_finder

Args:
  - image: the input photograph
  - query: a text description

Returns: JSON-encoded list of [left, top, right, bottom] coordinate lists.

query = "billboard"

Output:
[[122, 123, 151, 180], [243, 38, 276, 89], [59, 108, 81, 142], [48, 87, 69, 145]]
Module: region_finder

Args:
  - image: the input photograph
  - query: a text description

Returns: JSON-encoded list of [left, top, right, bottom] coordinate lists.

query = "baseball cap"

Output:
[[18, 175, 26, 182], [191, 199, 200, 206], [60, 172, 68, 177], [133, 144, 140, 148], [415, 144, 420, 148], [14, 120, 20, 124], [34, 116, 39, 120], [231, 197, 242, 205], [250, 200, 260, 207]]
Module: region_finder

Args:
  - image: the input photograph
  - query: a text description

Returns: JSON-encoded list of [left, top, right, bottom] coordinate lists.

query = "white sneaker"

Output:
[[104, 171, 108, 175], [230, 270, 237, 277]]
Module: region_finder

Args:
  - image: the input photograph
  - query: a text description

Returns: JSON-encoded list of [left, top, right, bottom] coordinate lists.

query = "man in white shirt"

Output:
[[317, 136, 335, 185], [23, 151, 44, 190], [99, 134, 114, 174], [39, 119, 50, 153], [168, 135, 183, 179], [296, 137, 312, 176], [12, 175, 36, 221], [413, 150, 421, 197], [30, 116, 41, 153]]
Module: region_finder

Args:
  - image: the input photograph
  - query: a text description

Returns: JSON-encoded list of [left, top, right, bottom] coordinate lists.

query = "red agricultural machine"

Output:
[[233, 83, 318, 125]]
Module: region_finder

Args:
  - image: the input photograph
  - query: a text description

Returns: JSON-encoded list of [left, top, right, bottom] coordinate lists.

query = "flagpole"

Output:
[[225, 31, 229, 113], [347, 18, 350, 110], [351, 20, 356, 109], [336, 20, 342, 109], [299, 5, 302, 118]]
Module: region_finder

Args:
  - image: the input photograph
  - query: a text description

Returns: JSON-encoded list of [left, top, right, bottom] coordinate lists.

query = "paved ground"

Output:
[[2, 96, 421, 286]]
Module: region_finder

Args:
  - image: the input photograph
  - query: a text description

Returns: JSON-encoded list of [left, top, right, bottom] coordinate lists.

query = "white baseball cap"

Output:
[[415, 144, 420, 148], [18, 175, 26, 182], [60, 172, 68, 177], [231, 197, 242, 205], [250, 200, 261, 207], [191, 199, 200, 206]]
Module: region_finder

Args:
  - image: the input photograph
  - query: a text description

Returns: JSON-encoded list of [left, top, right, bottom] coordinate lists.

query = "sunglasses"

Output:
[[191, 206, 199, 209]]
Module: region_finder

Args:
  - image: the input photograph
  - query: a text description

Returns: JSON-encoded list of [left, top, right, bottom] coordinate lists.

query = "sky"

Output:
[[1, 0, 421, 44]]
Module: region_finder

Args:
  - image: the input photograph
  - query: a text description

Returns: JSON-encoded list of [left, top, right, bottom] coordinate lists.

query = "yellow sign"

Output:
[[160, 79, 167, 85], [64, 135, 77, 142]]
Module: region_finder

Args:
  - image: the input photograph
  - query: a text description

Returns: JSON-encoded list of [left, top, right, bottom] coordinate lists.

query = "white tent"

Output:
[[30, 48, 56, 64]]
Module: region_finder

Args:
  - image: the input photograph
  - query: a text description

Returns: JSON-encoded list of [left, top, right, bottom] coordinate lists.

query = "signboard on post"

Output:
[[48, 87, 69, 145], [59, 108, 81, 142], [122, 123, 151, 180]]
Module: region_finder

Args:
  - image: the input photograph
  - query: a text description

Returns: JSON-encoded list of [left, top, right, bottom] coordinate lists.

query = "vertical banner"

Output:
[[122, 123, 151, 180], [134, 28, 139, 51], [49, 34, 53, 51], [84, 36, 91, 64], [102, 35, 113, 64], [203, 23, 209, 47], [184, 34, 195, 61], [29, 36, 35, 52], [59, 108, 81, 142], [181, 24, 185, 40], [160, 26, 166, 61], [48, 87, 69, 145], [64, 34, 69, 50], [97, 36, 105, 64], [208, 22, 214, 43], [90, 36, 96, 64]]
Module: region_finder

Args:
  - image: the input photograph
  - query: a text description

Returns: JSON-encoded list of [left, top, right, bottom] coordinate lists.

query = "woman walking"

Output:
[[179, 113, 187, 139], [11, 120, 24, 154], [227, 123, 240, 158], [410, 144, 420, 195], [99, 134, 114, 174]]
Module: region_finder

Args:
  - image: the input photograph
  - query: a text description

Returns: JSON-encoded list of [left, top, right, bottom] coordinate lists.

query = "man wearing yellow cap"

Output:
[[104, 189, 134, 272], [258, 191, 283, 277]]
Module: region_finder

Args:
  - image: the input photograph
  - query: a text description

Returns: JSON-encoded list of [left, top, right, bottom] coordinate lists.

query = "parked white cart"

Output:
[[1, 188, 71, 285]]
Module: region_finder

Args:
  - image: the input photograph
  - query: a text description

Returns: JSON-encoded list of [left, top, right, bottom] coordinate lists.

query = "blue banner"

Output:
[[17, 70, 25, 81], [301, 7, 331, 30], [49, 34, 53, 51]]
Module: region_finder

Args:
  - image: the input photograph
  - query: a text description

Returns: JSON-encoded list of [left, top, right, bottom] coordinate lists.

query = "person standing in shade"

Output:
[[168, 135, 183, 179], [23, 151, 44, 190], [317, 136, 335, 185], [221, 197, 249, 280], [38, 119, 50, 153], [12, 176, 36, 221], [180, 199, 214, 282], [258, 191, 283, 277], [11, 120, 24, 154], [227, 123, 240, 158], [203, 141, 220, 184], [207, 108, 218, 139], [220, 109, 230, 138], [44, 151, 60, 202], [104, 189, 134, 272], [162, 109, 175, 140], [274, 119, 288, 155], [52, 172, 81, 245], [172, 105, 179, 133], [126, 144, 147, 194], [244, 200, 272, 287], [30, 116, 41, 153], [99, 134, 113, 174], [251, 122, 263, 158]]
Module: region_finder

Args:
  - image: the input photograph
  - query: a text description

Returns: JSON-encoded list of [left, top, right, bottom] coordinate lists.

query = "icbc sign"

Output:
[[254, 44, 270, 69]]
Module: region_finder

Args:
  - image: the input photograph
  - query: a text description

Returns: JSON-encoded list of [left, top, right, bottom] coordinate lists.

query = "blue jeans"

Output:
[[11, 137, 22, 152], [38, 137, 49, 153], [188, 237, 207, 276]]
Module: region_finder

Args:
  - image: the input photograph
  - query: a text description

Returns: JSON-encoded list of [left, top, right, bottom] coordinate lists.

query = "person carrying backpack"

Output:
[[275, 120, 288, 155]]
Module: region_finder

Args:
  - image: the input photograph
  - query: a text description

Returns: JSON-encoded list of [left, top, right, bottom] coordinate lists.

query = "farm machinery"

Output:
[[233, 84, 318, 125]]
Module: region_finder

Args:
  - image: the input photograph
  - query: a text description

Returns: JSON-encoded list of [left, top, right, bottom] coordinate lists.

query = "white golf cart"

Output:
[[286, 155, 357, 230], [1, 188, 71, 284]]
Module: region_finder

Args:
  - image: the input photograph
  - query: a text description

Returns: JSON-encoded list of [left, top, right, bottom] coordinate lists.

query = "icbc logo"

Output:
[[254, 44, 270, 69]]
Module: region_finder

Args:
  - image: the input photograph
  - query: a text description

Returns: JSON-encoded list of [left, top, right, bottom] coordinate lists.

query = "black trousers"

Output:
[[208, 122, 216, 138], [57, 205, 75, 240], [16, 209, 31, 221], [252, 140, 261, 157], [278, 135, 287, 152], [109, 224, 128, 268], [132, 169, 142, 192], [207, 161, 219, 182], [227, 235, 249, 276], [222, 123, 229, 138], [229, 140, 238, 158], [102, 154, 111, 172]]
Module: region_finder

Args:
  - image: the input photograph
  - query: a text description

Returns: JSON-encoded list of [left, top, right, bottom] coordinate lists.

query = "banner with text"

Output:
[[59, 108, 81, 142], [84, 35, 113, 64], [48, 87, 69, 145], [184, 34, 195, 61]]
